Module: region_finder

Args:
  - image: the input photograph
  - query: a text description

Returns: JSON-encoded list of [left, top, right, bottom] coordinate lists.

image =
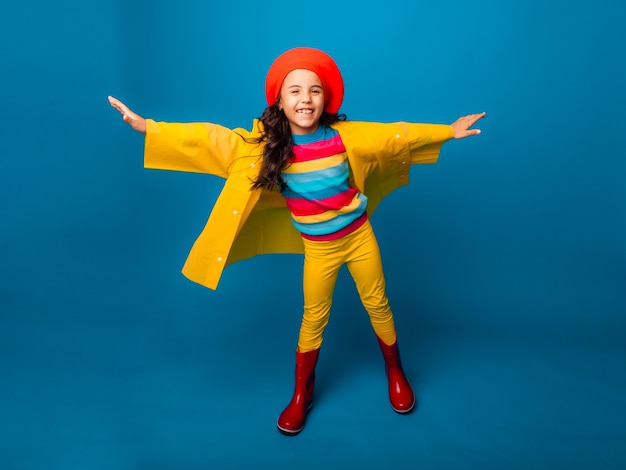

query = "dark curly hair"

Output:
[[248, 103, 346, 190]]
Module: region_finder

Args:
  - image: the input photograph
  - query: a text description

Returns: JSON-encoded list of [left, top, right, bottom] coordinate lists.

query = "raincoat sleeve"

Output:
[[337, 121, 455, 214], [143, 119, 260, 178]]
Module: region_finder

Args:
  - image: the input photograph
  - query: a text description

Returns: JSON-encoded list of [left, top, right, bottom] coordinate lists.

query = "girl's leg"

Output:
[[278, 238, 343, 435], [298, 239, 343, 352], [345, 221, 415, 413], [344, 222, 397, 346]]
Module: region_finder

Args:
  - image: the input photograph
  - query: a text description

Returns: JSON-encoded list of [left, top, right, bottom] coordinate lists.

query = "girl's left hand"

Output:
[[451, 112, 486, 139]]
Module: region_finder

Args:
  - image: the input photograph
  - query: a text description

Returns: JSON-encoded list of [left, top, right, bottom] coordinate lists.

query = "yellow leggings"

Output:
[[298, 219, 397, 352]]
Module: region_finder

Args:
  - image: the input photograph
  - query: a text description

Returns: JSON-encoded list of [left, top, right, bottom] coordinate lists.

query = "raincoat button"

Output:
[[233, 210, 239, 215], [395, 134, 400, 139], [217, 257, 223, 262]]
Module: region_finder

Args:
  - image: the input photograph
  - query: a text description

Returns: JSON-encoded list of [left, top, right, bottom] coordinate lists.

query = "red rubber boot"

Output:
[[277, 348, 320, 435], [377, 336, 416, 413]]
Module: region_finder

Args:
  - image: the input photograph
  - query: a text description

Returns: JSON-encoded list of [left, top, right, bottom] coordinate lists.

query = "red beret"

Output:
[[265, 47, 344, 114]]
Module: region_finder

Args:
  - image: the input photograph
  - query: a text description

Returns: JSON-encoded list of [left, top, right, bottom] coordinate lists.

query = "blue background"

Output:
[[1, 0, 625, 468]]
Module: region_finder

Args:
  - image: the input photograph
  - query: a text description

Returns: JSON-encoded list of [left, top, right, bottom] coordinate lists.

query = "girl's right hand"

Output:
[[108, 96, 147, 134]]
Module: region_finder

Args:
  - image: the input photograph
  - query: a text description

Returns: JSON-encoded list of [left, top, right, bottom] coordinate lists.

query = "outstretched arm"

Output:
[[450, 112, 486, 139], [108, 96, 147, 134]]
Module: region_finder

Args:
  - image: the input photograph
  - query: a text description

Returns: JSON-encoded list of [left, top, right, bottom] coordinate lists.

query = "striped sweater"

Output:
[[281, 125, 368, 241]]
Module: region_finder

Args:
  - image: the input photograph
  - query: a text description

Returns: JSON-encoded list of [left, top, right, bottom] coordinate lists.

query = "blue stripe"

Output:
[[283, 161, 349, 193], [292, 125, 338, 144], [281, 182, 351, 201]]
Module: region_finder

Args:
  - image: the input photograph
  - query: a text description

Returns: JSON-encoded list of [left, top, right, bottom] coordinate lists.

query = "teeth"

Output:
[[297, 110, 313, 114]]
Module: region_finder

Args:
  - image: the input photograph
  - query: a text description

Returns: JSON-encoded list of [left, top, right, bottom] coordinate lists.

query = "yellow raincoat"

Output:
[[144, 119, 454, 289]]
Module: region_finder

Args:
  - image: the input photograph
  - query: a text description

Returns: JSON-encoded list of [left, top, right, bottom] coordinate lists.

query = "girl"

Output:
[[109, 47, 485, 436]]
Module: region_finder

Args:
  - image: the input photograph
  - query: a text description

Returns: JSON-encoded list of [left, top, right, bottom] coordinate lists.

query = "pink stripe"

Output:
[[292, 134, 346, 161], [285, 189, 358, 216]]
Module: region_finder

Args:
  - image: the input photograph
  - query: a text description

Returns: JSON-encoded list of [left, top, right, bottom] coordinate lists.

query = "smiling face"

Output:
[[279, 69, 325, 135]]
